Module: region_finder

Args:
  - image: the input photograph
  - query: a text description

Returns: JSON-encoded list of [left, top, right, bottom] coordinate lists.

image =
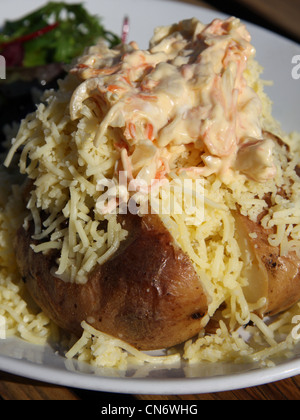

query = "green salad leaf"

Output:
[[0, 2, 121, 67]]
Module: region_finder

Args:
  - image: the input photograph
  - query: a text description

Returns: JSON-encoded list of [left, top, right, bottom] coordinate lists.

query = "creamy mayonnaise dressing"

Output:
[[70, 17, 276, 186]]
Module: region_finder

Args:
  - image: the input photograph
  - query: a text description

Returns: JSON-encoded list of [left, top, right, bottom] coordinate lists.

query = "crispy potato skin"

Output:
[[236, 213, 300, 317], [15, 213, 208, 350]]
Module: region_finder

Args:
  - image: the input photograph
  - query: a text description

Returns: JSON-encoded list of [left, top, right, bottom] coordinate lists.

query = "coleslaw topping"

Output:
[[70, 16, 276, 197]]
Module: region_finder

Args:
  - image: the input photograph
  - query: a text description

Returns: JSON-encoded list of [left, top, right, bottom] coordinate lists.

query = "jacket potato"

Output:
[[235, 212, 300, 318], [4, 16, 300, 359], [15, 212, 209, 350]]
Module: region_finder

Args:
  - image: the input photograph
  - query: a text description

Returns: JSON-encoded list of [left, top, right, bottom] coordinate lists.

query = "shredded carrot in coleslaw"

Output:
[[70, 16, 276, 204]]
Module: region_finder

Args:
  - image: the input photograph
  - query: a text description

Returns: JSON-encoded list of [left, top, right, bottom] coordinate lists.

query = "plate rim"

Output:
[[1, 348, 300, 394]]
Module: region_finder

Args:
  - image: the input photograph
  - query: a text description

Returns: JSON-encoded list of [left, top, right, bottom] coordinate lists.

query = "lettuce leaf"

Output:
[[0, 2, 120, 67]]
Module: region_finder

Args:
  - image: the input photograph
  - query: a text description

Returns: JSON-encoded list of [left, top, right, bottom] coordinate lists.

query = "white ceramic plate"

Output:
[[0, 0, 300, 395]]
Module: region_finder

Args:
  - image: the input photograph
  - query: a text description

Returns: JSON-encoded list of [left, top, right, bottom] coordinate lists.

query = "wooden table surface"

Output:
[[1, 0, 300, 401]]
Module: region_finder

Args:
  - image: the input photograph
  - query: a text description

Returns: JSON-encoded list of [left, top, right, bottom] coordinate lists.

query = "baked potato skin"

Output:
[[236, 213, 300, 317], [15, 213, 208, 350]]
